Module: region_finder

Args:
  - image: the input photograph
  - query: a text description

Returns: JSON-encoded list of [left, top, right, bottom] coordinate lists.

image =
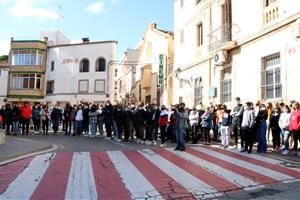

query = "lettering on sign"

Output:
[[62, 58, 80, 64], [158, 54, 166, 86]]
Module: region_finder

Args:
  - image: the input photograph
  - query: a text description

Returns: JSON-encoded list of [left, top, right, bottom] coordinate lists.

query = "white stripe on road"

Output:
[[165, 148, 263, 191], [65, 152, 98, 200], [192, 147, 294, 181], [0, 153, 54, 200], [107, 151, 161, 199], [139, 149, 220, 199]]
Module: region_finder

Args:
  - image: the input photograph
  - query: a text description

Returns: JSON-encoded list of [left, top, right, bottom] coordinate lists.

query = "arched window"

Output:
[[96, 57, 106, 72], [80, 58, 90, 72]]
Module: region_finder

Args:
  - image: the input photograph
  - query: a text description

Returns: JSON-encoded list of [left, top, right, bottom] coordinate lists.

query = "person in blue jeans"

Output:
[[174, 103, 188, 151], [256, 104, 268, 153], [279, 105, 291, 155], [11, 105, 21, 136], [88, 104, 98, 138]]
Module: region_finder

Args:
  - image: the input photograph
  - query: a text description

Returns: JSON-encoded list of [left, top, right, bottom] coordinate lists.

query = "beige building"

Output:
[[174, 0, 300, 108], [116, 23, 174, 106]]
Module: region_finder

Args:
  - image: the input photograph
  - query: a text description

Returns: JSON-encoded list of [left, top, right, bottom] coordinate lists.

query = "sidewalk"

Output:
[[0, 135, 55, 164]]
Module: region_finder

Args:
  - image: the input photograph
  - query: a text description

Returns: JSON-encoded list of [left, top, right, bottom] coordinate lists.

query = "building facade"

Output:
[[5, 31, 117, 105], [0, 61, 9, 106], [174, 0, 300, 108], [116, 23, 174, 106]]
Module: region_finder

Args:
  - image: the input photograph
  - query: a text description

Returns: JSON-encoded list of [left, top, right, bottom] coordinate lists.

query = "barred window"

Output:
[[261, 52, 281, 100], [221, 68, 232, 103]]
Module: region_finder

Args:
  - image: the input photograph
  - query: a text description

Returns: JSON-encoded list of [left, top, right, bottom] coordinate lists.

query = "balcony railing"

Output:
[[208, 23, 239, 51], [263, 0, 279, 25]]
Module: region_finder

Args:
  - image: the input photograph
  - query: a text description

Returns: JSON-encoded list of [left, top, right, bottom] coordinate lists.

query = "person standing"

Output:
[[256, 104, 268, 153], [103, 101, 113, 139], [97, 105, 105, 136], [189, 107, 199, 144], [88, 104, 98, 138], [201, 107, 211, 145], [134, 103, 146, 144], [20, 102, 32, 135], [51, 105, 62, 134], [2, 104, 12, 135], [149, 104, 160, 145], [289, 102, 300, 155], [32, 105, 41, 134], [159, 105, 168, 147], [241, 102, 256, 154], [270, 104, 281, 151], [279, 105, 291, 155], [82, 104, 90, 136], [11, 105, 21, 136], [220, 105, 231, 148], [63, 103, 72, 135], [266, 102, 273, 144], [174, 103, 188, 151], [231, 97, 244, 148], [40, 105, 50, 135], [123, 104, 134, 142], [74, 105, 83, 137]]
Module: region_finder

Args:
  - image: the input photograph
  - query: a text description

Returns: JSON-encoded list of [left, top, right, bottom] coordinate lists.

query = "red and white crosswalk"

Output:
[[0, 146, 299, 200]]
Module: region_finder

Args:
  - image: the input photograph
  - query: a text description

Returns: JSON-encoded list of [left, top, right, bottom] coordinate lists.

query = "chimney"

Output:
[[82, 37, 90, 43]]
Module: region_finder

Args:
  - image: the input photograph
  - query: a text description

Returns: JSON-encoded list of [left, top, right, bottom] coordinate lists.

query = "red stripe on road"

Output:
[[0, 157, 33, 194], [186, 148, 277, 185], [123, 150, 195, 199], [205, 146, 300, 179], [90, 152, 131, 200], [153, 148, 241, 193], [30, 153, 73, 200]]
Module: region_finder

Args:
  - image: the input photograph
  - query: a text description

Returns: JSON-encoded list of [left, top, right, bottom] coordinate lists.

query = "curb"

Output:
[[0, 144, 60, 166]]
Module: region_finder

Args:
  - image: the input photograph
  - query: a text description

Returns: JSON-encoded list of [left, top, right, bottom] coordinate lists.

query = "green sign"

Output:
[[158, 54, 166, 86]]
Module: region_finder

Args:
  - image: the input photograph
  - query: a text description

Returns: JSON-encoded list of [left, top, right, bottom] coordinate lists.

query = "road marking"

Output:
[[166, 148, 262, 191], [90, 152, 131, 200], [107, 150, 161, 199], [123, 150, 194, 199], [0, 153, 53, 200], [30, 152, 73, 200], [194, 147, 295, 181], [140, 149, 221, 199], [65, 152, 98, 200], [0, 157, 34, 194]]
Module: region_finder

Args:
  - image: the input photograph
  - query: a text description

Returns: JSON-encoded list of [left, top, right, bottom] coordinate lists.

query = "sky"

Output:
[[0, 0, 174, 59]]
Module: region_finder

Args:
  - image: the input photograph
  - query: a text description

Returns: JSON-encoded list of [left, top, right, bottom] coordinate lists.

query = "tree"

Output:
[[0, 55, 8, 61]]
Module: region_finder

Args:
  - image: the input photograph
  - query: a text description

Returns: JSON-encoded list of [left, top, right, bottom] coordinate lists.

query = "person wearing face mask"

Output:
[[134, 103, 146, 143], [148, 104, 160, 146], [159, 105, 168, 147], [189, 107, 199, 144], [201, 107, 211, 145], [103, 101, 113, 139], [241, 102, 255, 153], [88, 104, 98, 138], [97, 105, 105, 136], [231, 97, 244, 148], [256, 104, 268, 153], [123, 104, 134, 142], [279, 105, 291, 155], [220, 105, 231, 148], [289, 102, 300, 156], [174, 103, 188, 151], [73, 104, 83, 136], [40, 105, 50, 135], [69, 105, 77, 135], [270, 104, 282, 151], [32, 105, 41, 134], [51, 104, 62, 135]]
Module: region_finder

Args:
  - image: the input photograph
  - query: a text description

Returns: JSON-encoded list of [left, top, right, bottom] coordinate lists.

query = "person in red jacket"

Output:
[[159, 105, 169, 147], [289, 102, 300, 155], [20, 102, 32, 135]]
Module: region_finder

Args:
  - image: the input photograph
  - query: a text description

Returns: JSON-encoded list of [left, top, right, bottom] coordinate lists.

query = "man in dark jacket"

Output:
[[149, 104, 160, 145], [82, 104, 90, 135], [11, 105, 21, 136], [3, 104, 12, 135], [174, 103, 188, 151], [103, 101, 113, 138], [51, 105, 62, 134], [123, 104, 134, 142], [134, 103, 146, 143]]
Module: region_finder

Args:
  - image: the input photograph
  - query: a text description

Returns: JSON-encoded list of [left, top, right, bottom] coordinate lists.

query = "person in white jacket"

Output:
[[279, 105, 291, 155], [189, 107, 199, 144]]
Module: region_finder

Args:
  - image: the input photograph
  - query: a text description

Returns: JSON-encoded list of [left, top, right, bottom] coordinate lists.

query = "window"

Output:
[[180, 29, 185, 44], [96, 58, 106, 72], [262, 53, 281, 100], [95, 80, 105, 93], [46, 81, 54, 94], [10, 73, 41, 89], [12, 49, 43, 66], [196, 0, 202, 4], [180, 0, 184, 8], [80, 59, 89, 72], [179, 79, 184, 89], [115, 68, 118, 77], [194, 77, 203, 106], [51, 61, 54, 71], [221, 68, 232, 103], [197, 23, 203, 47], [78, 80, 89, 93], [114, 81, 118, 90], [265, 0, 276, 7]]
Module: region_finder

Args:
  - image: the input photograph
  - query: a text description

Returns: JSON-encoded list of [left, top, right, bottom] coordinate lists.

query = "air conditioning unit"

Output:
[[214, 50, 228, 66]]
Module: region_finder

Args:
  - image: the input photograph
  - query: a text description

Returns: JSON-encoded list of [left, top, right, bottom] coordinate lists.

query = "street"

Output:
[[0, 133, 299, 199]]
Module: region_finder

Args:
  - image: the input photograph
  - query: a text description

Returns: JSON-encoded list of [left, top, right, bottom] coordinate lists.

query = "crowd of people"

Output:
[[0, 98, 299, 155]]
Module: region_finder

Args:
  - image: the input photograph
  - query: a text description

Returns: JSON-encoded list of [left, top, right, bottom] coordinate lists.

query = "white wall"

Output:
[[45, 42, 116, 104], [0, 69, 8, 104]]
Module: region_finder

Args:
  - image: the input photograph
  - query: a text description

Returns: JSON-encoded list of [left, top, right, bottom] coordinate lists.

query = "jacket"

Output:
[[11, 107, 21, 122], [189, 110, 199, 126], [20, 105, 32, 119], [279, 112, 291, 131], [32, 108, 40, 120], [221, 110, 231, 126], [201, 111, 211, 128], [241, 108, 255, 128], [89, 111, 98, 124], [40, 109, 50, 121], [159, 110, 169, 126], [270, 111, 281, 129], [289, 111, 300, 131], [175, 110, 188, 129], [231, 104, 244, 125]]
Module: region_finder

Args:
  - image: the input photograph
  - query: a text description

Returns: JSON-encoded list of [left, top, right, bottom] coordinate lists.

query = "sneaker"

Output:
[[282, 150, 289, 156], [116, 139, 122, 143], [152, 141, 157, 146], [141, 140, 145, 144], [159, 143, 167, 148], [136, 139, 141, 144], [145, 141, 151, 145]]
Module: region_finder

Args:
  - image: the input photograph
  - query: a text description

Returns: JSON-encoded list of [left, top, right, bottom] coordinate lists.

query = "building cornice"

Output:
[[48, 40, 118, 48]]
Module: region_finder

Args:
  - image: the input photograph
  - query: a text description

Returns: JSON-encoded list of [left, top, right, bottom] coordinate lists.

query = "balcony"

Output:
[[208, 23, 239, 51], [263, 0, 279, 26]]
